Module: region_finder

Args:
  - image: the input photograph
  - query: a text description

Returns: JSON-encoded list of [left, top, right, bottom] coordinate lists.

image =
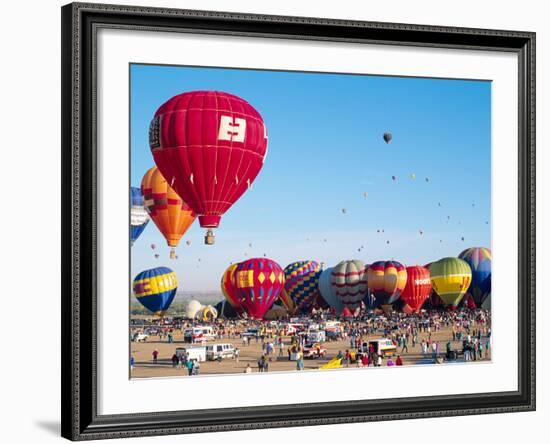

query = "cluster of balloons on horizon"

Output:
[[132, 247, 491, 319]]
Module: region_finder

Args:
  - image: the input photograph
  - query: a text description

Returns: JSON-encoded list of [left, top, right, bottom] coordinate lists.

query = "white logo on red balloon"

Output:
[[218, 116, 246, 142]]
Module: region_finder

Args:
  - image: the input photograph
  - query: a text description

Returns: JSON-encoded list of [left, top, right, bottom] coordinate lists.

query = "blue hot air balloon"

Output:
[[133, 267, 178, 316], [130, 186, 149, 246], [458, 247, 492, 308]]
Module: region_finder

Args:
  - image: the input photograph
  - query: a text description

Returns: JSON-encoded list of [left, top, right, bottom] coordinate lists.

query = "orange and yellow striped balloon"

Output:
[[141, 166, 196, 258]]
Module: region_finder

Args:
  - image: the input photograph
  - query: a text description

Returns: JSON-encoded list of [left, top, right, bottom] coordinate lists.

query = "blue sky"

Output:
[[130, 64, 491, 292]]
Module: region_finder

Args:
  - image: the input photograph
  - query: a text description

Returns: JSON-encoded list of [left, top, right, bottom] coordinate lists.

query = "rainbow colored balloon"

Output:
[[141, 166, 196, 259], [282, 261, 322, 314], [367, 261, 407, 307], [459, 247, 491, 308], [133, 266, 178, 316], [234, 258, 285, 319]]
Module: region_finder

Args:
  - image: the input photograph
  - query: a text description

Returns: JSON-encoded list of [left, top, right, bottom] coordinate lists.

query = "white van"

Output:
[[206, 343, 236, 361], [175, 346, 206, 362], [183, 326, 216, 343], [307, 329, 326, 343]]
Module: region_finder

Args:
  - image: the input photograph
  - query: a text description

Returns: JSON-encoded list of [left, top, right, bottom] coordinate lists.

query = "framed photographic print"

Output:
[[61, 2, 536, 440]]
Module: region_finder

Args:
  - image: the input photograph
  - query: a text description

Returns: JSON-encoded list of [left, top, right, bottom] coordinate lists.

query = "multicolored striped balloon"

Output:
[[331, 260, 368, 311], [429, 257, 472, 308], [234, 258, 285, 319], [220, 263, 243, 314], [141, 166, 196, 259], [282, 261, 322, 314], [367, 261, 407, 307], [458, 247, 491, 308], [133, 266, 178, 316]]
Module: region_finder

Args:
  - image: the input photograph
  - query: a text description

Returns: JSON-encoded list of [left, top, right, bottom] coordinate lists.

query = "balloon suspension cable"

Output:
[[205, 229, 215, 245], [169, 248, 176, 259]]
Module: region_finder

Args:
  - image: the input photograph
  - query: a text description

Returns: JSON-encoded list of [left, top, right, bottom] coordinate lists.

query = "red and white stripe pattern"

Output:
[[330, 260, 368, 310]]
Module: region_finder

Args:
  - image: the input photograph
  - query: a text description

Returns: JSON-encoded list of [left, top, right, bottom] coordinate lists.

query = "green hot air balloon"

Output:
[[428, 258, 472, 308]]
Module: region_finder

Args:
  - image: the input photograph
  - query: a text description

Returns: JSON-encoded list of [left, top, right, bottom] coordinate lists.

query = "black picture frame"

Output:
[[61, 2, 536, 440]]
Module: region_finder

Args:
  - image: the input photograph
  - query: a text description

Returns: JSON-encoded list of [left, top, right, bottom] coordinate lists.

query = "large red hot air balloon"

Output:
[[233, 258, 284, 319], [400, 266, 432, 313], [149, 91, 268, 245]]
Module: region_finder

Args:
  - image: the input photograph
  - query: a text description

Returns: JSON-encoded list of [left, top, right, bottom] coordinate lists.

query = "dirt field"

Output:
[[130, 325, 491, 378]]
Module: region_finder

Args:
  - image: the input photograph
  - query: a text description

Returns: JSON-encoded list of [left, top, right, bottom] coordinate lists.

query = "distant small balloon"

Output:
[[386, 240, 390, 244], [419, 230, 423, 235], [186, 240, 191, 246], [363, 192, 368, 198], [410, 173, 416, 180], [323, 238, 327, 242], [383, 132, 392, 144], [438, 202, 441, 207], [150, 244, 156, 250], [392, 175, 396, 181], [425, 177, 430, 182], [461, 237, 465, 241], [342, 208, 347, 214], [154, 253, 159, 258], [249, 243, 252, 247]]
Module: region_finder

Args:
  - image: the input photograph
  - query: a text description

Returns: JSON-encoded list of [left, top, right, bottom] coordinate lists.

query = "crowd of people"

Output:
[[130, 307, 492, 375]]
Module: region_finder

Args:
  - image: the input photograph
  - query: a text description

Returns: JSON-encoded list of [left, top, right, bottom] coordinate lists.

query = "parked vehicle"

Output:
[[303, 342, 327, 359], [206, 343, 236, 361], [361, 338, 397, 357], [132, 332, 149, 342], [175, 346, 206, 362], [241, 328, 260, 339], [307, 329, 326, 343], [183, 326, 216, 343]]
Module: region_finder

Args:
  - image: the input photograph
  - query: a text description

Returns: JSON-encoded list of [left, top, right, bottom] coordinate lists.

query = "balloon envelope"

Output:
[[367, 261, 407, 307], [150, 90, 268, 231], [133, 266, 178, 316], [234, 258, 284, 319], [458, 247, 491, 307], [214, 300, 239, 319], [141, 166, 196, 254], [331, 260, 368, 311], [220, 263, 243, 314], [282, 261, 322, 314], [318, 267, 345, 314], [400, 266, 432, 313], [383, 132, 392, 143], [429, 257, 472, 308], [130, 187, 149, 246]]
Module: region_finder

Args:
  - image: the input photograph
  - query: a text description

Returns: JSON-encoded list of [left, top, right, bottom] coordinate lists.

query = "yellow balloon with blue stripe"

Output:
[[133, 266, 178, 316]]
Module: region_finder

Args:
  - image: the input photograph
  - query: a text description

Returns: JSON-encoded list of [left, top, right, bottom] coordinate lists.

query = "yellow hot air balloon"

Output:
[[429, 257, 472, 308], [141, 166, 196, 259]]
